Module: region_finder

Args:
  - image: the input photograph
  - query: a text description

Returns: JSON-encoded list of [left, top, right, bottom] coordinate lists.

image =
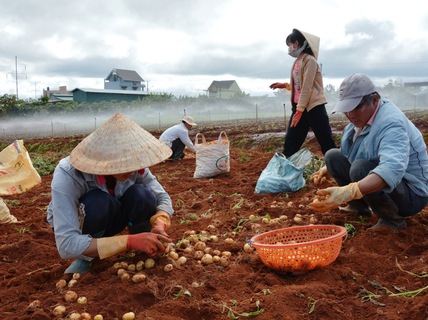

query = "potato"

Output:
[[52, 305, 66, 316], [27, 300, 41, 311], [120, 272, 131, 280], [64, 290, 78, 302], [220, 255, 231, 267], [68, 279, 78, 288], [136, 260, 144, 271], [169, 251, 179, 260], [243, 243, 254, 253], [194, 241, 206, 251], [81, 312, 91, 320], [55, 279, 67, 289], [194, 250, 204, 260], [224, 238, 234, 244], [77, 296, 87, 305], [201, 254, 213, 265], [209, 235, 219, 242], [123, 312, 135, 320], [69, 312, 82, 320], [94, 315, 104, 320], [145, 258, 155, 269], [176, 256, 187, 266], [164, 264, 174, 272], [132, 273, 147, 283]]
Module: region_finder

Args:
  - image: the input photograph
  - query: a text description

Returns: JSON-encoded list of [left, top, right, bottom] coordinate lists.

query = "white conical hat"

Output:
[[70, 113, 172, 175], [297, 29, 320, 60]]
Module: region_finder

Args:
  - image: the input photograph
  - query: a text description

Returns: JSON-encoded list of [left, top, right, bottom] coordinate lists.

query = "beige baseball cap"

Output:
[[70, 113, 172, 175]]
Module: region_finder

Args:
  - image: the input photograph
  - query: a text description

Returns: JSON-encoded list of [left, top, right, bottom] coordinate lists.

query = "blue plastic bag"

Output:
[[255, 148, 312, 194]]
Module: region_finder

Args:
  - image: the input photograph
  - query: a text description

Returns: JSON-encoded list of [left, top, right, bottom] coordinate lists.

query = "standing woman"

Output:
[[270, 28, 336, 157]]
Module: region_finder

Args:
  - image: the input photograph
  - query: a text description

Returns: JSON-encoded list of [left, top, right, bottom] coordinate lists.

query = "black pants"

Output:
[[325, 148, 428, 217], [79, 184, 157, 237], [283, 103, 336, 157], [170, 138, 186, 160]]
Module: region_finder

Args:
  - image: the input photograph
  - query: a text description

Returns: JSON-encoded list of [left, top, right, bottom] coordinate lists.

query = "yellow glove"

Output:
[[310, 166, 328, 185], [309, 182, 363, 212], [150, 211, 171, 230]]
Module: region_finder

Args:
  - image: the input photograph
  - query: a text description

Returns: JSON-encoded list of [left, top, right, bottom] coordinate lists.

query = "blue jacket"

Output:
[[340, 99, 428, 197]]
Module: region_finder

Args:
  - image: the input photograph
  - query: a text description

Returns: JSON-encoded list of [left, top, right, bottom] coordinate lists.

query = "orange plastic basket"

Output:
[[250, 225, 347, 274]]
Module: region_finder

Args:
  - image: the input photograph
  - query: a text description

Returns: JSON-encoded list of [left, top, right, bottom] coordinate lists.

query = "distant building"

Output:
[[207, 80, 242, 98], [43, 86, 73, 102], [72, 88, 147, 103], [104, 68, 145, 91]]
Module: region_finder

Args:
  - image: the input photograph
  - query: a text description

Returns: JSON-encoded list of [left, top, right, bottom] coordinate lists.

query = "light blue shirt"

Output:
[[340, 99, 428, 197], [47, 157, 173, 259]]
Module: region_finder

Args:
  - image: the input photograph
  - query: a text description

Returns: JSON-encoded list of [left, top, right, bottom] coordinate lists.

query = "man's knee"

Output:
[[324, 148, 342, 166], [349, 159, 376, 181]]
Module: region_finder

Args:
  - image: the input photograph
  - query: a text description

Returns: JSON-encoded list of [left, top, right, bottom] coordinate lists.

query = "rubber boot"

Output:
[[64, 259, 93, 274], [339, 199, 372, 216], [64, 229, 104, 274], [366, 194, 406, 229]]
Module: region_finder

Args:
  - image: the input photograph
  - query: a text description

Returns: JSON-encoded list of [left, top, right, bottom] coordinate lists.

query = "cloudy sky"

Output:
[[1, 0, 427, 100]]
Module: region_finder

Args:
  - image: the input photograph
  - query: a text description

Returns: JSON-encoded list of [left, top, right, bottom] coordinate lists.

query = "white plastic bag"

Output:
[[194, 131, 230, 178], [0, 140, 41, 196], [255, 148, 312, 193]]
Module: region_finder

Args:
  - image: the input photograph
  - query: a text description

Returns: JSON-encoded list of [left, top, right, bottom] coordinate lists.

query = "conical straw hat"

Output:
[[297, 29, 320, 60], [70, 113, 172, 175]]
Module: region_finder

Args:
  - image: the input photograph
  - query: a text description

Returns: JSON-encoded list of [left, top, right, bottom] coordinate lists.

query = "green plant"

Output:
[[4, 199, 20, 207], [221, 300, 264, 319], [237, 150, 252, 162], [13, 226, 29, 233], [307, 296, 317, 314], [344, 223, 357, 237], [31, 156, 58, 176]]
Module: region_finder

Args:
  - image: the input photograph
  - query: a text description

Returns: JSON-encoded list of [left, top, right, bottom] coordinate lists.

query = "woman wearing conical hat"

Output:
[[47, 113, 174, 274], [270, 28, 336, 158]]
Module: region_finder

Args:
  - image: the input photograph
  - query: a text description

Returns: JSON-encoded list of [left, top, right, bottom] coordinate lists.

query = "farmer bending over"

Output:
[[47, 113, 173, 274], [159, 116, 197, 161], [310, 73, 428, 229]]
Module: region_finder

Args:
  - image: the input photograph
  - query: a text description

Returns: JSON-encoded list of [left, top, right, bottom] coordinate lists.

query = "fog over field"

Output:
[[1, 86, 427, 140]]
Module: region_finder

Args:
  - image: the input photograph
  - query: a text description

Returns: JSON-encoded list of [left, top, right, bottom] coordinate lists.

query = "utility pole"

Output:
[[7, 56, 27, 99], [15, 56, 18, 99]]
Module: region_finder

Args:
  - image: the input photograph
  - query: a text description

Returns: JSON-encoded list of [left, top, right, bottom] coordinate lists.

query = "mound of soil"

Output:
[[1, 118, 428, 320]]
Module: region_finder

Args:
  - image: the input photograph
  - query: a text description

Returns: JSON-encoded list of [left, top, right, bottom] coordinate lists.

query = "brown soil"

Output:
[[1, 117, 428, 320]]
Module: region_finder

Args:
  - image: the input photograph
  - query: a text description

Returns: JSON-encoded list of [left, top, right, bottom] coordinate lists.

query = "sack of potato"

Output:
[[194, 131, 230, 178]]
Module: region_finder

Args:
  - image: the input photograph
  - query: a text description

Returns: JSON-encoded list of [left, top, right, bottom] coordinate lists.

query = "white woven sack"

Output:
[[194, 131, 230, 178], [0, 197, 18, 224]]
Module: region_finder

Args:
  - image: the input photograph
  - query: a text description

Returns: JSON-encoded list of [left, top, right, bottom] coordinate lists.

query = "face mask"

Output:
[[288, 40, 308, 58]]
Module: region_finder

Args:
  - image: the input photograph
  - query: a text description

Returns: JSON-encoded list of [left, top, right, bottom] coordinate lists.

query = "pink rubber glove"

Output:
[[290, 110, 303, 127], [97, 233, 172, 259], [269, 82, 291, 90], [127, 233, 171, 257], [309, 182, 363, 212]]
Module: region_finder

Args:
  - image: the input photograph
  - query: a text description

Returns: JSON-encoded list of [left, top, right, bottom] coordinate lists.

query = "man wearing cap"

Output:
[[47, 113, 174, 274], [310, 73, 428, 229], [159, 115, 197, 161]]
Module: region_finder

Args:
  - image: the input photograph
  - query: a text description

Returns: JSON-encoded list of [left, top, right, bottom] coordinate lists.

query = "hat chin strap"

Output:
[[288, 40, 307, 57]]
